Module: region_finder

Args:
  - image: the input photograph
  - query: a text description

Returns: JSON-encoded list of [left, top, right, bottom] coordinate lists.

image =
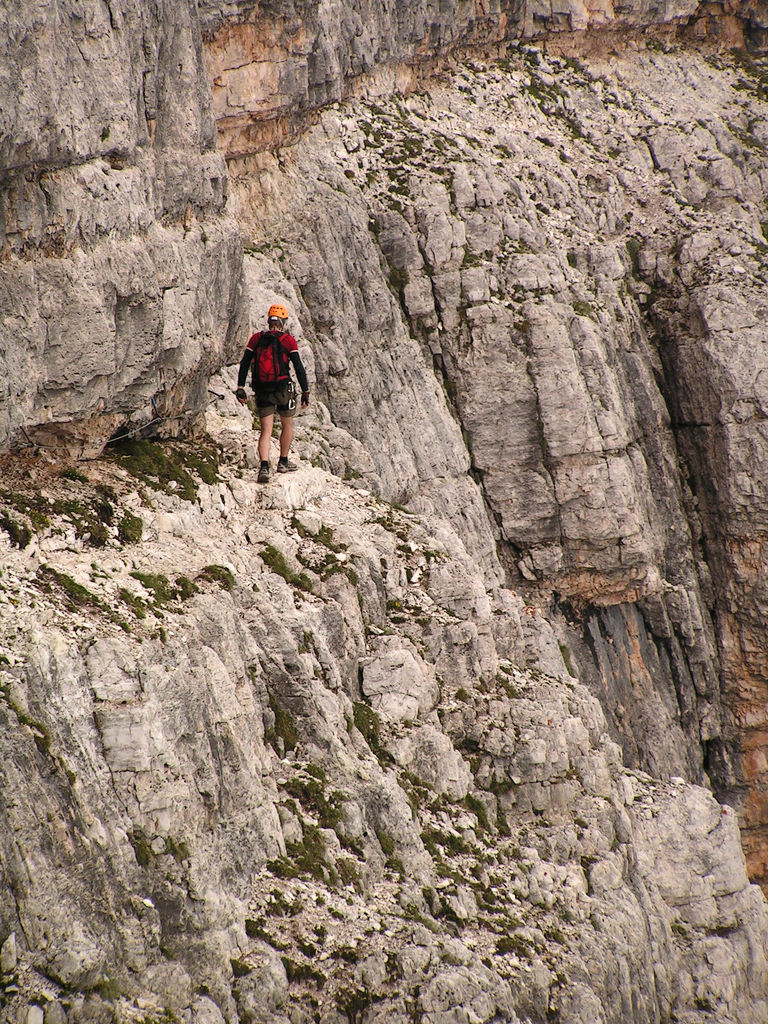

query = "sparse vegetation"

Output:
[[268, 824, 328, 882], [352, 702, 392, 764], [571, 299, 597, 320], [198, 564, 235, 591], [108, 438, 219, 501], [1, 489, 111, 546], [38, 565, 126, 629], [264, 692, 298, 753], [336, 857, 362, 890], [5, 701, 52, 756], [173, 575, 199, 600], [285, 772, 345, 830], [230, 958, 251, 979], [281, 956, 326, 988], [119, 587, 147, 619], [164, 836, 190, 862], [558, 642, 576, 677], [130, 571, 173, 607], [128, 828, 153, 868], [336, 985, 383, 1023], [244, 917, 281, 945], [422, 826, 472, 858], [626, 236, 642, 276], [0, 513, 32, 549], [61, 467, 89, 484], [495, 933, 533, 958], [260, 544, 313, 592], [117, 511, 143, 544], [376, 830, 395, 857], [464, 793, 492, 834]]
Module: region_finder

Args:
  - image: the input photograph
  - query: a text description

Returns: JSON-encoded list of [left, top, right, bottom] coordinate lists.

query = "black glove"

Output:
[[235, 387, 247, 404], [301, 391, 310, 408]]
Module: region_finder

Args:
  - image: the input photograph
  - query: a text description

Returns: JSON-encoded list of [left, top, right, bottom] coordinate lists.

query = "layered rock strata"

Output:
[[3, 0, 764, 450], [0, 0, 245, 452], [2, 2, 768, 1022], [198, 0, 768, 165]]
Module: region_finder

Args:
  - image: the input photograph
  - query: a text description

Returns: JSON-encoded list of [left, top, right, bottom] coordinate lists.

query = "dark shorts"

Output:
[[255, 382, 297, 418]]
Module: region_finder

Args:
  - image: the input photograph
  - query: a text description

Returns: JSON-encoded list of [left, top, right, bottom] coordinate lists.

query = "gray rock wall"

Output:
[[0, 0, 765, 451], [218, 40, 768, 888], [199, 0, 768, 167], [3, 1, 768, 1022], [200, 0, 516, 154], [0, 0, 761, 907], [0, 0, 245, 452]]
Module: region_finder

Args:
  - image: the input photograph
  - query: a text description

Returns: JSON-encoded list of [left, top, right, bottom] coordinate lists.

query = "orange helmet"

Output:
[[268, 304, 288, 320]]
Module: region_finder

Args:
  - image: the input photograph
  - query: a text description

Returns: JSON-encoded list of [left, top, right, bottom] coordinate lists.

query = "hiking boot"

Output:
[[276, 458, 298, 474], [257, 462, 270, 484]]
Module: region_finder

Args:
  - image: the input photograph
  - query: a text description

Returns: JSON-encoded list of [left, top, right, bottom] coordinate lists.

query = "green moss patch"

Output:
[[260, 545, 313, 592], [117, 511, 143, 545], [0, 513, 32, 549], [109, 438, 219, 501], [267, 823, 328, 882], [119, 588, 148, 619], [198, 564, 235, 591], [60, 467, 90, 484], [38, 566, 127, 629], [265, 693, 299, 753], [127, 571, 201, 612], [130, 571, 174, 607], [284, 773, 345, 830], [352, 702, 392, 765], [1, 489, 111, 547], [173, 575, 199, 600]]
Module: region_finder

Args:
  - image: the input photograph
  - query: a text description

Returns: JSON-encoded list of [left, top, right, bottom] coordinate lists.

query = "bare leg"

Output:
[[279, 415, 294, 457], [258, 414, 274, 462]]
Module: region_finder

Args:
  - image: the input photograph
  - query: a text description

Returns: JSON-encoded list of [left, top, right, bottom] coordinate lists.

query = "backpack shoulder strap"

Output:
[[274, 333, 291, 372]]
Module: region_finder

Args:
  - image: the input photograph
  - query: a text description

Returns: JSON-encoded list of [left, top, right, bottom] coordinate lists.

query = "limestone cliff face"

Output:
[[197, 0, 768, 162], [4, 3, 768, 1024], [0, 0, 245, 451], [215, 30, 768, 878]]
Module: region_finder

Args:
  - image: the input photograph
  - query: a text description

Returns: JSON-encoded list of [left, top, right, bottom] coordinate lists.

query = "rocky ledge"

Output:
[[1, 377, 767, 1024]]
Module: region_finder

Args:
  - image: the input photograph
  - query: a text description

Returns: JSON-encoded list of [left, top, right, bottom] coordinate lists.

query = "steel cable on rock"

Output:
[[7, 406, 205, 456]]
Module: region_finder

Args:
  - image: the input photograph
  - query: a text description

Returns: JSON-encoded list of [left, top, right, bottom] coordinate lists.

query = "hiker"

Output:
[[235, 304, 310, 483]]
